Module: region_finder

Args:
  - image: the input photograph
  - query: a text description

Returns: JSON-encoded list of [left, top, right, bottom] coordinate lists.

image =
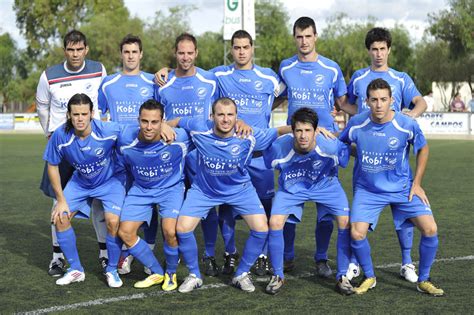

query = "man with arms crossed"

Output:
[[276, 16, 347, 276], [339, 78, 444, 296], [36, 30, 108, 276], [339, 27, 428, 282]]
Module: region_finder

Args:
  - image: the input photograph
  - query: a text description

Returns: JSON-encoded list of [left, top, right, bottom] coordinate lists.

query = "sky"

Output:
[[1, 0, 449, 48]]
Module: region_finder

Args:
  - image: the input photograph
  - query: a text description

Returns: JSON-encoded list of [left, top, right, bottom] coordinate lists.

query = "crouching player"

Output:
[[116, 99, 190, 291], [167, 97, 291, 293], [44, 93, 125, 287], [263, 108, 352, 295], [340, 78, 444, 296]]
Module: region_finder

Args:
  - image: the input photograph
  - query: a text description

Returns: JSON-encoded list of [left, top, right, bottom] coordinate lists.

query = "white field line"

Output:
[[17, 255, 474, 315]]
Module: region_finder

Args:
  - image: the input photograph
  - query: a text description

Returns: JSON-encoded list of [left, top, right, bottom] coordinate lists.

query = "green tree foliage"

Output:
[[0, 33, 18, 103], [197, 31, 224, 70], [254, 0, 293, 72], [141, 6, 192, 73]]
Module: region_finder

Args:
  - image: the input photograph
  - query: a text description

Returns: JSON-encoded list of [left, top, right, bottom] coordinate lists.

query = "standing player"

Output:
[[264, 108, 353, 295], [276, 17, 347, 276], [167, 97, 291, 293], [117, 99, 191, 291], [339, 78, 444, 296], [44, 93, 124, 288], [36, 30, 108, 276], [339, 27, 428, 282], [98, 34, 158, 275], [154, 33, 221, 276]]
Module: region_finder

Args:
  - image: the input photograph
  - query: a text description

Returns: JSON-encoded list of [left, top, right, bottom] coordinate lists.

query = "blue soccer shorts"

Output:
[[120, 182, 185, 225], [180, 182, 265, 219], [351, 188, 433, 231], [248, 155, 274, 200], [64, 176, 125, 219], [271, 177, 350, 224]]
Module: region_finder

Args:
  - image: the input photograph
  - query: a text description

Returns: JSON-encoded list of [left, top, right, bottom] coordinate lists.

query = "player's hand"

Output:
[[235, 120, 253, 138], [51, 200, 71, 225], [316, 127, 336, 139], [154, 68, 169, 87], [330, 107, 338, 119], [403, 111, 417, 118], [409, 183, 430, 206], [160, 122, 176, 144]]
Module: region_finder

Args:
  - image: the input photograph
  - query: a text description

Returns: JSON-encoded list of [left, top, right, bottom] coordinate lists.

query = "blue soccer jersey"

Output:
[[339, 111, 427, 193], [43, 120, 122, 189], [98, 71, 155, 124], [178, 118, 278, 196], [279, 55, 347, 132], [155, 67, 219, 121], [117, 127, 191, 189], [347, 67, 421, 114], [211, 64, 281, 129], [264, 134, 349, 194]]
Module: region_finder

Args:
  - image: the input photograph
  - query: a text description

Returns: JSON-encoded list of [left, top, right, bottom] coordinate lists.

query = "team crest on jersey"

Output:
[[230, 144, 241, 156], [95, 147, 105, 157], [140, 87, 150, 97], [254, 80, 263, 91], [388, 137, 400, 149], [197, 87, 207, 99], [85, 83, 93, 92], [160, 151, 171, 162], [312, 160, 322, 169], [314, 74, 325, 86]]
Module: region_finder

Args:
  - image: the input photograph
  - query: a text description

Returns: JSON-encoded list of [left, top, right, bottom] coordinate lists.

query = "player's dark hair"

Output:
[[120, 34, 142, 52], [65, 93, 93, 133], [175, 33, 197, 51], [211, 97, 237, 114], [293, 17, 317, 36], [63, 30, 87, 48], [365, 27, 392, 50], [139, 99, 164, 119], [231, 30, 253, 46], [366, 78, 392, 99], [291, 107, 318, 131]]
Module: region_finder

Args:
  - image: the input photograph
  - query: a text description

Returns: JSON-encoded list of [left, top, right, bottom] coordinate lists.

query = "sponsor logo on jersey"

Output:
[[372, 131, 386, 137], [230, 144, 241, 156], [80, 146, 91, 151], [60, 83, 72, 88], [214, 140, 228, 146], [254, 80, 263, 91], [388, 137, 400, 149], [126, 83, 138, 88], [160, 151, 171, 162], [95, 147, 105, 157], [182, 85, 194, 90], [314, 74, 325, 85], [300, 70, 313, 74], [144, 151, 157, 155], [197, 87, 207, 99], [195, 106, 204, 114]]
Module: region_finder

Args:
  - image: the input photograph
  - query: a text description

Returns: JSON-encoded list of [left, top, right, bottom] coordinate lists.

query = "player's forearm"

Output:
[[47, 164, 66, 202], [36, 103, 50, 135], [409, 96, 428, 118], [276, 125, 292, 136], [338, 99, 357, 116], [165, 118, 181, 128], [413, 144, 429, 186]]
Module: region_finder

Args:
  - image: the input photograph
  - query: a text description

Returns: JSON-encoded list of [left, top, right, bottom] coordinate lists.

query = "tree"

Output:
[[254, 0, 294, 72], [0, 33, 18, 104], [197, 31, 224, 70]]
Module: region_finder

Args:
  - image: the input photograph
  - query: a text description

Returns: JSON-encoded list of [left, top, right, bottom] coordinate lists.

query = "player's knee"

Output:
[[118, 228, 135, 247], [269, 216, 285, 230], [176, 221, 191, 234], [106, 217, 120, 235], [55, 216, 71, 231], [336, 216, 350, 229], [350, 228, 366, 241], [163, 227, 177, 244], [420, 222, 437, 237]]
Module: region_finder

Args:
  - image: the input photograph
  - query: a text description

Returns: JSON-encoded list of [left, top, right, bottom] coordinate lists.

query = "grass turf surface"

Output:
[[0, 134, 472, 314]]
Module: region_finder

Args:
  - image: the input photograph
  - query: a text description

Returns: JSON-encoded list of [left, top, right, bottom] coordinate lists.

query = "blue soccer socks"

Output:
[[128, 237, 164, 275], [177, 231, 201, 278], [56, 228, 84, 272], [105, 234, 123, 273], [336, 228, 351, 280], [235, 230, 268, 277], [418, 234, 439, 282], [397, 226, 414, 265], [163, 242, 179, 274], [351, 238, 375, 278], [268, 229, 285, 278], [283, 222, 296, 261], [314, 220, 334, 261]]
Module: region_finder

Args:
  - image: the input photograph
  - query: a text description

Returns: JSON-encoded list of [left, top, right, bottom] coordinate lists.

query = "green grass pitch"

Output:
[[0, 134, 472, 313]]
